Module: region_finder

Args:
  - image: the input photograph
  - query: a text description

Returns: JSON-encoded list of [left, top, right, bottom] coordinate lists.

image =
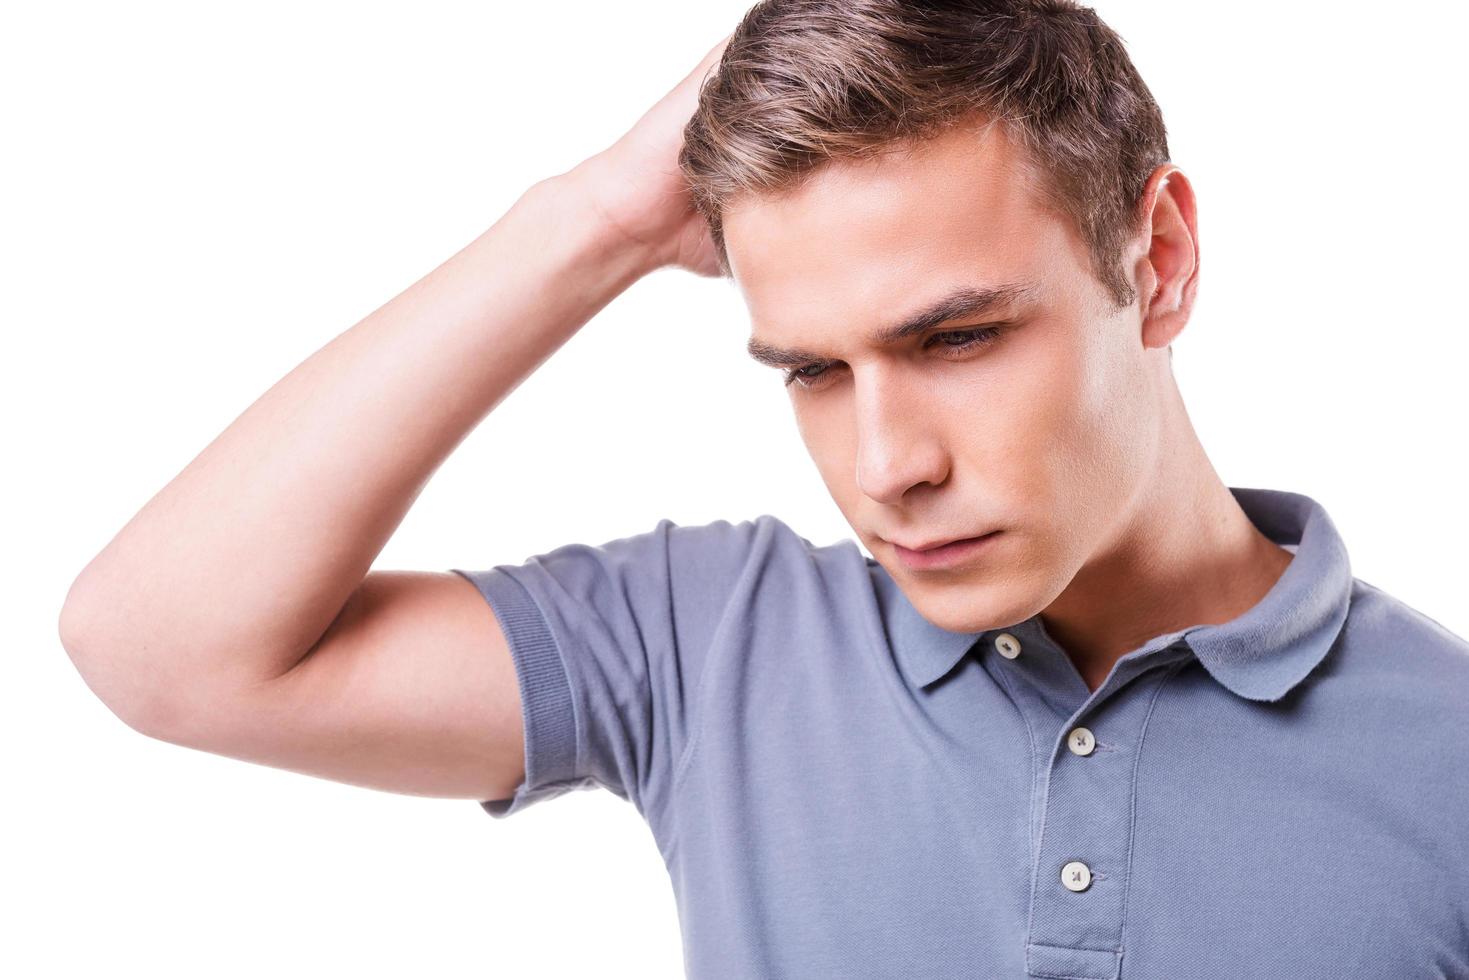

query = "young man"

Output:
[[60, 1, 1468, 977]]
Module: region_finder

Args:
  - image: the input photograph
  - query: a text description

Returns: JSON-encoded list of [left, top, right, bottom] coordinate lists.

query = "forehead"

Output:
[[724, 119, 1074, 336]]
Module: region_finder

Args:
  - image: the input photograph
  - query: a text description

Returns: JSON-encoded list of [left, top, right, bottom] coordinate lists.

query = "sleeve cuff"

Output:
[[450, 566, 590, 818]]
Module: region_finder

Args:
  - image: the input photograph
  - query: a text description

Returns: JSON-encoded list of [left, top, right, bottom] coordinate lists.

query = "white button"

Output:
[[1061, 861, 1092, 892], [994, 632, 1021, 659], [1067, 726, 1095, 756]]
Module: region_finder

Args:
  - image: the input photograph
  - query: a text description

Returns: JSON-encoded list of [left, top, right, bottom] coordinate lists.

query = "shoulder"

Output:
[[656, 514, 876, 664], [663, 512, 869, 605], [1343, 577, 1469, 670], [1326, 578, 1469, 860], [1332, 577, 1469, 728], [664, 512, 862, 573]]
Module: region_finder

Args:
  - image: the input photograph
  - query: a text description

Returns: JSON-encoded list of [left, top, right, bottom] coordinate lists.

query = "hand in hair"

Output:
[[559, 33, 732, 278]]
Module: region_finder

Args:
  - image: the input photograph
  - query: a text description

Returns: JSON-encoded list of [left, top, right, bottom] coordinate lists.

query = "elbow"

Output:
[[57, 577, 171, 739], [58, 573, 105, 683]]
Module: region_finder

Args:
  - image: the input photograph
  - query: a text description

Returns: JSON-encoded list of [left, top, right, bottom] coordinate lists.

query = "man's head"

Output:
[[678, 0, 1201, 634]]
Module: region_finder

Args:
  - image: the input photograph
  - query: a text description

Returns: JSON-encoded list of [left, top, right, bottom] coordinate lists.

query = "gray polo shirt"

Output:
[[450, 486, 1469, 979]]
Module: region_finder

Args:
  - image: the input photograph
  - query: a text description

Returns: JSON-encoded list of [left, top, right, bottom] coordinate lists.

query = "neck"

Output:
[[1039, 378, 1295, 694]]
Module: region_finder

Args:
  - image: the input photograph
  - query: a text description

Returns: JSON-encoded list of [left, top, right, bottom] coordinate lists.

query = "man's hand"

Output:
[[560, 34, 732, 278]]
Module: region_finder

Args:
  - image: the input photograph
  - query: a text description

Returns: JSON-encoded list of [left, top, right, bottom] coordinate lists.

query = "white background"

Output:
[[6, 1, 1466, 977]]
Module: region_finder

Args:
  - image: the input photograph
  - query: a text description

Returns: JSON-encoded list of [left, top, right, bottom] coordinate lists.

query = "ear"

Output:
[[1131, 164, 1199, 355]]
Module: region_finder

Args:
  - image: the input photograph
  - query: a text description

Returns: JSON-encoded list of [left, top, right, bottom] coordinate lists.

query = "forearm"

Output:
[[59, 173, 653, 716]]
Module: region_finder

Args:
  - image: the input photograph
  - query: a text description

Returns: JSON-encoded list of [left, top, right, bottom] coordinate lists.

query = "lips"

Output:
[[890, 530, 1003, 571], [893, 530, 997, 552]]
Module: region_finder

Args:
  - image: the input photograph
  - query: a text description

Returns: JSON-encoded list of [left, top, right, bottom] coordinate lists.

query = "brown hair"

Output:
[[678, 0, 1170, 309]]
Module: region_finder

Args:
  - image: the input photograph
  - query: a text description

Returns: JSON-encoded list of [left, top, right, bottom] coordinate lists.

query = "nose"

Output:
[[853, 369, 951, 504]]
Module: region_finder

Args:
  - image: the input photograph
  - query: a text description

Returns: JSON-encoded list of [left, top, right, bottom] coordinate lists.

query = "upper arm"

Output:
[[146, 569, 528, 805], [142, 514, 792, 821]]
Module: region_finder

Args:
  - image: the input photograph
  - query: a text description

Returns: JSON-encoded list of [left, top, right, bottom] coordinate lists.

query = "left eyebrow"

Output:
[[745, 280, 1036, 368]]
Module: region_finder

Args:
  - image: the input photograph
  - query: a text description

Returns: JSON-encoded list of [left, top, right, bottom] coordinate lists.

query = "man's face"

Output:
[[724, 119, 1167, 634]]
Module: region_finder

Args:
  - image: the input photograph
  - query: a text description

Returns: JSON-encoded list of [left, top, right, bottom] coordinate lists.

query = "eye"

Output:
[[782, 325, 1006, 390]]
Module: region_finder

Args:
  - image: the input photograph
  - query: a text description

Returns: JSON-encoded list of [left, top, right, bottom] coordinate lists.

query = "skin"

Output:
[[722, 115, 1295, 693]]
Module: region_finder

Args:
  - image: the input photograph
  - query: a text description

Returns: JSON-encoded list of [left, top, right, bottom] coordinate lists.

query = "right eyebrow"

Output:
[[745, 280, 1035, 368]]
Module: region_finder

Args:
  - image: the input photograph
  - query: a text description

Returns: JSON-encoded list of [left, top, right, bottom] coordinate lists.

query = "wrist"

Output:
[[524, 169, 666, 283]]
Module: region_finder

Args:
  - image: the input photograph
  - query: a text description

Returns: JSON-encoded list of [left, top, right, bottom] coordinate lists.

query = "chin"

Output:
[[906, 583, 1018, 634]]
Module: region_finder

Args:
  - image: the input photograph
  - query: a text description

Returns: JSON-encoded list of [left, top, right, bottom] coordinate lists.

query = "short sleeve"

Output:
[[449, 514, 785, 821]]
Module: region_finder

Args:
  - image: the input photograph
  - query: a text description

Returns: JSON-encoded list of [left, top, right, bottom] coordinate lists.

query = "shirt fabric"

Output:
[[450, 485, 1469, 979]]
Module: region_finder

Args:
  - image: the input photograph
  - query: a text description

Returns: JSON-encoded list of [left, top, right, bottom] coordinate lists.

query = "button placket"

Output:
[[1019, 658, 1183, 980]]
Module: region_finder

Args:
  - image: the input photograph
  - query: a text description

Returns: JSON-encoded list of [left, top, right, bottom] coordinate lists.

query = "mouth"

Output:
[[890, 530, 1003, 571]]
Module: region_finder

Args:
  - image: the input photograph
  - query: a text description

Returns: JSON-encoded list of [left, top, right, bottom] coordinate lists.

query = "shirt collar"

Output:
[[870, 485, 1353, 701]]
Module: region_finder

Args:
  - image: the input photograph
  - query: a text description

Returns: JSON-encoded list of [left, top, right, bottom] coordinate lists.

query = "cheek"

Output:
[[953, 343, 1085, 471], [968, 336, 1134, 516], [794, 404, 857, 491], [1045, 339, 1155, 522]]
